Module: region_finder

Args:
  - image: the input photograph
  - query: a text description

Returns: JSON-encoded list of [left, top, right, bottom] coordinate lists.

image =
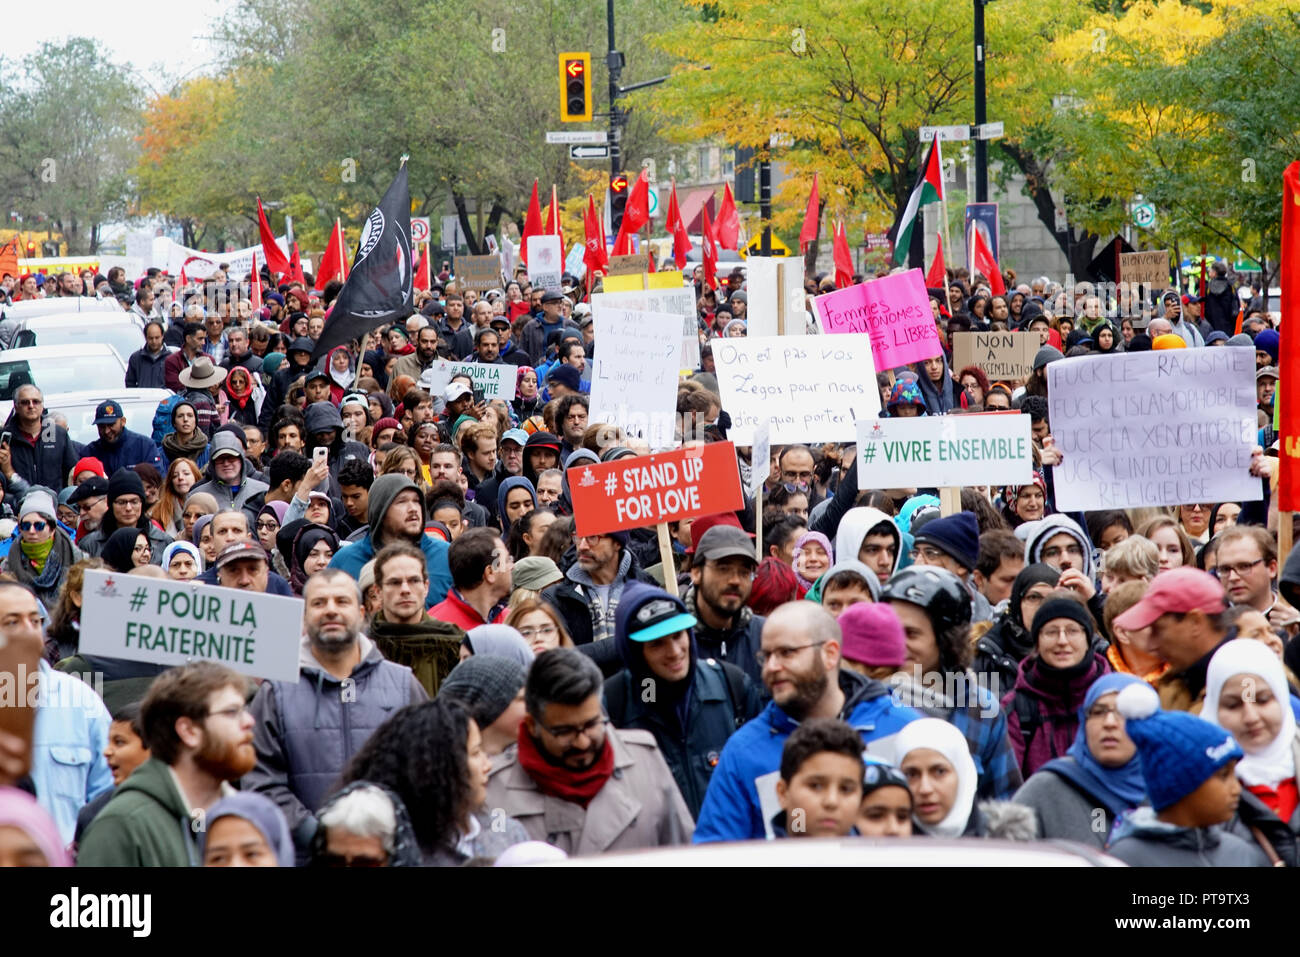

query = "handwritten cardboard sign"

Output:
[[1119, 250, 1171, 289], [526, 236, 563, 292], [454, 254, 504, 291], [607, 253, 650, 276], [588, 307, 682, 448], [813, 268, 941, 370], [568, 441, 743, 536], [951, 331, 1041, 382]]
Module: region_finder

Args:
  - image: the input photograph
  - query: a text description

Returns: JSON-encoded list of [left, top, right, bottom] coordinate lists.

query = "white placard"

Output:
[[749, 419, 771, 496], [714, 334, 880, 444], [856, 413, 1033, 489], [79, 570, 303, 682], [418, 360, 517, 401], [1046, 349, 1262, 511], [589, 308, 682, 449], [526, 235, 563, 292], [745, 257, 806, 338], [592, 288, 699, 369]]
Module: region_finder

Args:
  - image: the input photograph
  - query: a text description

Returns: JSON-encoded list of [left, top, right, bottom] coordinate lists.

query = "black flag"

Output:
[[310, 159, 414, 361]]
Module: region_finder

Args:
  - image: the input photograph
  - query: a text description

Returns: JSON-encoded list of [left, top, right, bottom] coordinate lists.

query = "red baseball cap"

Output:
[[1112, 567, 1226, 632], [688, 511, 751, 554]]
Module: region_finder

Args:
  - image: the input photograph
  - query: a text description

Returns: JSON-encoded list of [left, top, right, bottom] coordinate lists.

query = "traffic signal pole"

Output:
[[607, 0, 621, 179]]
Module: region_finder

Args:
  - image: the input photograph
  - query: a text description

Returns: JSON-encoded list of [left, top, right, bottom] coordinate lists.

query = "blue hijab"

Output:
[[497, 475, 537, 532], [1041, 673, 1147, 818]]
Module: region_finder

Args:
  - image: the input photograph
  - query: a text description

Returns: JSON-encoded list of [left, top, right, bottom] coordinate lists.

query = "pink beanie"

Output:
[[838, 603, 906, 668]]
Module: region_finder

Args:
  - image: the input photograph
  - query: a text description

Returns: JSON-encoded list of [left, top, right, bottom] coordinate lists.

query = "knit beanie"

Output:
[[912, 511, 980, 571], [17, 490, 56, 524], [1152, 333, 1185, 351], [1117, 682, 1243, 812], [1032, 345, 1063, 371], [438, 655, 528, 728], [1029, 597, 1095, 647], [71, 456, 106, 480], [1254, 328, 1280, 363], [107, 468, 146, 506], [839, 603, 906, 668], [886, 379, 925, 412]]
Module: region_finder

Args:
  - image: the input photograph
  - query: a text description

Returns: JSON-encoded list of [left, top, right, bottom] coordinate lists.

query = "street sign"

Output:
[[547, 130, 608, 145], [742, 234, 792, 258], [570, 145, 610, 160], [1131, 201, 1156, 229], [975, 121, 1004, 140], [410, 217, 430, 244], [919, 124, 971, 143], [647, 186, 659, 217]]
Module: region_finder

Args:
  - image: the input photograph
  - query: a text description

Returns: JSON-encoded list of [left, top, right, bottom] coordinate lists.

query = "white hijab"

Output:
[[1202, 638, 1297, 788], [893, 718, 977, 838]]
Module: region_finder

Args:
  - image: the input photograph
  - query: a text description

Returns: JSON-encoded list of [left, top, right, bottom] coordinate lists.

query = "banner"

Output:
[[951, 331, 1041, 382], [454, 253, 504, 291], [813, 268, 941, 371], [155, 236, 287, 281], [714, 334, 880, 444], [526, 236, 563, 291], [856, 413, 1032, 488], [418, 360, 517, 400], [588, 307, 681, 448], [1047, 350, 1262, 511], [79, 570, 303, 682], [568, 441, 744, 536], [745, 257, 806, 338], [592, 285, 699, 369]]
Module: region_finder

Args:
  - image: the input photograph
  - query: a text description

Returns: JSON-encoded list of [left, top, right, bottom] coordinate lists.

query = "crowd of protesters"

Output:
[[0, 252, 1294, 869]]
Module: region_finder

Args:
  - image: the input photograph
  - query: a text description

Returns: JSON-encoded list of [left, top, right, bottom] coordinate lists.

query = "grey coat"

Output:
[[1107, 807, 1270, 866], [243, 633, 427, 860], [485, 724, 694, 857], [1014, 767, 1113, 848], [422, 811, 531, 866]]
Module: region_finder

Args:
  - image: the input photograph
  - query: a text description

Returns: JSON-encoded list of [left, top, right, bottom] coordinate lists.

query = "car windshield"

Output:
[[53, 399, 160, 445], [19, 323, 142, 362], [0, 356, 123, 399]]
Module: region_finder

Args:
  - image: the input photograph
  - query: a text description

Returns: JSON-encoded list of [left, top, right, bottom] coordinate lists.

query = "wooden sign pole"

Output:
[[1281, 512, 1294, 565], [657, 522, 679, 597], [776, 260, 787, 336], [939, 486, 961, 517], [755, 487, 764, 563]]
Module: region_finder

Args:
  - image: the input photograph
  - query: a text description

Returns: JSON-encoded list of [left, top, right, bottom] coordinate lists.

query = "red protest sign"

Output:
[[568, 442, 744, 537]]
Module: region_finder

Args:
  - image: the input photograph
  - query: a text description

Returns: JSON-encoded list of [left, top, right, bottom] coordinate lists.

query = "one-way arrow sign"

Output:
[[570, 145, 610, 160]]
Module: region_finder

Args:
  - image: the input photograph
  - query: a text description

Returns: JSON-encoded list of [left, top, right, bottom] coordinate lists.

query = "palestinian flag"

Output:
[[887, 137, 944, 266]]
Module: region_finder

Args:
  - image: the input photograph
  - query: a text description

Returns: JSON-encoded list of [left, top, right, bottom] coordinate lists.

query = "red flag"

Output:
[[699, 203, 718, 290], [0, 237, 18, 283], [414, 244, 430, 292], [249, 251, 262, 312], [925, 235, 947, 289], [716, 183, 740, 250], [1279, 161, 1300, 508], [316, 220, 347, 287], [969, 223, 1006, 296], [832, 221, 854, 289], [583, 194, 608, 282], [798, 173, 821, 253], [623, 170, 651, 236], [520, 180, 543, 267], [286, 242, 306, 286], [256, 197, 291, 275], [665, 180, 692, 270], [544, 185, 566, 262]]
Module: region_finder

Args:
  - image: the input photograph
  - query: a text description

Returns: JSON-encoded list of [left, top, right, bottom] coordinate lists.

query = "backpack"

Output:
[[1011, 690, 1043, 775], [152, 394, 185, 445], [605, 658, 749, 731]]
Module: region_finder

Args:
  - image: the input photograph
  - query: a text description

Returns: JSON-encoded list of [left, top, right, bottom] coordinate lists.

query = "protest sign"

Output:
[[589, 307, 681, 448], [592, 286, 699, 369], [952, 331, 1041, 381], [714, 334, 880, 444], [1047, 349, 1262, 511], [813, 268, 941, 371], [526, 236, 563, 291], [856, 413, 1033, 488], [749, 419, 771, 497], [603, 271, 682, 292], [568, 441, 744, 537], [1119, 250, 1171, 289], [608, 253, 650, 276], [746, 257, 806, 337], [454, 253, 504, 291], [79, 570, 303, 682], [417, 360, 517, 400]]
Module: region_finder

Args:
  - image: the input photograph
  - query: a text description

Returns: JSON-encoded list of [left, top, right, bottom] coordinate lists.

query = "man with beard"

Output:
[[684, 518, 767, 686], [485, 648, 694, 855], [245, 569, 427, 862], [78, 662, 258, 866], [390, 324, 442, 385], [692, 601, 921, 842]]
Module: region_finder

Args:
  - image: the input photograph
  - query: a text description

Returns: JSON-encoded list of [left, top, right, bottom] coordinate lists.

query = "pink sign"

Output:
[[815, 268, 942, 371]]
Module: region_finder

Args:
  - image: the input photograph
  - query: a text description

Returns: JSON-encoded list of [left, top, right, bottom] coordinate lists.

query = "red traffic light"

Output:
[[566, 59, 585, 78]]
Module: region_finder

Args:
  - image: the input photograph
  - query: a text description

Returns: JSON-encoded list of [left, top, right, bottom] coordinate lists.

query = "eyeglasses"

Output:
[[910, 545, 949, 563], [115, 496, 142, 508], [756, 640, 827, 668], [1086, 704, 1121, 721], [1039, 624, 1087, 642], [206, 705, 250, 721], [1183, 504, 1213, 512], [77, 498, 105, 513], [1213, 558, 1265, 580], [255, 519, 279, 531], [318, 852, 386, 868], [19, 521, 47, 532], [518, 624, 557, 640], [536, 715, 604, 746]]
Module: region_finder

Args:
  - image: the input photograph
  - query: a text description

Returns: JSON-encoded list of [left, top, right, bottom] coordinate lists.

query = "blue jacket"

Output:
[[692, 669, 921, 843], [82, 428, 162, 475], [31, 660, 114, 845]]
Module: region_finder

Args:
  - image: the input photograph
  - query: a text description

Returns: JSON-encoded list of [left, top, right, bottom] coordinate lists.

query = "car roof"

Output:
[[1, 343, 126, 361], [42, 388, 173, 407], [1, 298, 124, 318], [8, 313, 138, 328]]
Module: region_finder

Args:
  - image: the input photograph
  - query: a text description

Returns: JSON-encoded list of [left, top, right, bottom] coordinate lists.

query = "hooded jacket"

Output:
[[76, 757, 204, 867], [327, 474, 453, 608], [1202, 276, 1241, 337], [310, 781, 425, 867], [1021, 513, 1097, 580], [915, 353, 966, 415], [680, 582, 767, 688], [543, 544, 656, 677], [693, 669, 921, 842], [602, 586, 764, 818], [190, 431, 271, 523], [495, 475, 537, 534], [303, 401, 370, 497], [243, 631, 427, 861], [832, 506, 901, 579], [1107, 806, 1269, 866]]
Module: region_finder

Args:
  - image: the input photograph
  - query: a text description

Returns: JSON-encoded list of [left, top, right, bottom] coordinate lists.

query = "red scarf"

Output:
[[516, 721, 615, 809]]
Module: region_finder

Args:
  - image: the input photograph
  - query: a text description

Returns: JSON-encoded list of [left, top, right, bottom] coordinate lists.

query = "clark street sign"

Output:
[[570, 145, 611, 160]]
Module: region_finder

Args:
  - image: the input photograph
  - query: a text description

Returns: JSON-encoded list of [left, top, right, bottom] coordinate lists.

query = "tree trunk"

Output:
[[485, 201, 508, 243], [452, 192, 481, 255], [998, 142, 1099, 278]]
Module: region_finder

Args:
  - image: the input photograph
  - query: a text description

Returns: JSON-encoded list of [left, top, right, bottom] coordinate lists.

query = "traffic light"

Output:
[[609, 173, 630, 235], [25, 241, 35, 258], [559, 52, 592, 122]]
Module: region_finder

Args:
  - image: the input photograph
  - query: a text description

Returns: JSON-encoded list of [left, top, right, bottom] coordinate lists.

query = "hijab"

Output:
[[1042, 673, 1147, 818], [1202, 638, 1297, 788], [328, 346, 355, 390], [0, 787, 69, 866], [894, 717, 978, 838], [290, 524, 341, 594], [200, 792, 294, 867], [191, 512, 216, 547], [497, 476, 537, 532], [102, 526, 147, 573], [791, 530, 833, 591], [1001, 562, 1062, 650], [161, 540, 204, 574]]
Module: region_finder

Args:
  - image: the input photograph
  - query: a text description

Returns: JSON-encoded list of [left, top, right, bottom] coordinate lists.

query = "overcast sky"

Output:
[[5, 0, 234, 90]]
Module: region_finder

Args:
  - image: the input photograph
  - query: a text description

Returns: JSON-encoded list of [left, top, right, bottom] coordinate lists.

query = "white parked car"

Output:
[[0, 344, 128, 422], [3, 312, 145, 363], [0, 297, 125, 320], [40, 388, 174, 445]]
